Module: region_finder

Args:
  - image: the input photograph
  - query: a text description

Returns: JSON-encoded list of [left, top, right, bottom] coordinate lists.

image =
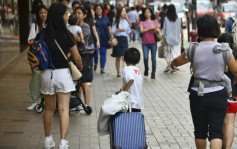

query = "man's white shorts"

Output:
[[40, 68, 76, 95]]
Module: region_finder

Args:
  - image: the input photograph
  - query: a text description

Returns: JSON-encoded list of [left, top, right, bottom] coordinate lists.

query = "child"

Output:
[[120, 47, 143, 112], [67, 14, 84, 44]]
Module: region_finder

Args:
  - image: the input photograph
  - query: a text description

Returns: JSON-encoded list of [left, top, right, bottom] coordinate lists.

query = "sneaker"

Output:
[[170, 69, 176, 74], [101, 70, 105, 74], [78, 105, 84, 110], [144, 70, 148, 77], [26, 103, 37, 111], [151, 72, 155, 79], [45, 136, 55, 149], [59, 141, 69, 149], [227, 97, 237, 103], [164, 66, 171, 72]]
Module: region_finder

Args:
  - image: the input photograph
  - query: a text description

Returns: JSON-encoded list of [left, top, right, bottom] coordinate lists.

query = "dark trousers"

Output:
[[189, 88, 228, 141], [130, 23, 137, 42]]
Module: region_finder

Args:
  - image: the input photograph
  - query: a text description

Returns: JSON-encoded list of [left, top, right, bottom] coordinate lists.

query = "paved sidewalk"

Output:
[[0, 41, 237, 149]]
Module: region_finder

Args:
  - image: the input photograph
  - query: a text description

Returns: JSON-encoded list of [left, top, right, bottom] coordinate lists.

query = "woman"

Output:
[[28, 0, 43, 27], [28, 4, 47, 42], [163, 4, 184, 73], [94, 4, 113, 74], [111, 6, 131, 77], [27, 4, 48, 111], [74, 6, 91, 109], [82, 3, 100, 49], [36, 3, 83, 149], [218, 33, 237, 149], [171, 14, 237, 149], [139, 8, 160, 79]]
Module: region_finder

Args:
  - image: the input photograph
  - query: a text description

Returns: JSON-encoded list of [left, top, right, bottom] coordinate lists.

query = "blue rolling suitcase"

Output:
[[109, 112, 147, 149]]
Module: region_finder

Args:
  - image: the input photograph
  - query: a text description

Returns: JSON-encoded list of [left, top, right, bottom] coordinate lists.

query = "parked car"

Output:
[[187, 0, 214, 17], [196, 0, 214, 16], [215, 2, 237, 26]]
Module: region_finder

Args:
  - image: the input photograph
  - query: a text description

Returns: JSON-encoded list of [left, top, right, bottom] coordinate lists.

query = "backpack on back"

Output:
[[230, 17, 237, 50], [28, 31, 54, 70]]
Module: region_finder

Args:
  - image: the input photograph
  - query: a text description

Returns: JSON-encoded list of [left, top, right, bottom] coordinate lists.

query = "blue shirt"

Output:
[[112, 19, 131, 37], [127, 10, 138, 23], [95, 16, 111, 47], [225, 14, 237, 33]]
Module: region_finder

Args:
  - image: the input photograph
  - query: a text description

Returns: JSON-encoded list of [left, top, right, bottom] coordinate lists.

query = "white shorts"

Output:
[[40, 68, 76, 95]]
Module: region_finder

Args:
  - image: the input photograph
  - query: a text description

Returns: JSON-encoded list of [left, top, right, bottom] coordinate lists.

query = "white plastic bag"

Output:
[[97, 91, 130, 136]]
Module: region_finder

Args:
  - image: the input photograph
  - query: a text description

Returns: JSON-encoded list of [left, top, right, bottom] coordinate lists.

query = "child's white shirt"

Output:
[[67, 25, 82, 36], [122, 66, 144, 109]]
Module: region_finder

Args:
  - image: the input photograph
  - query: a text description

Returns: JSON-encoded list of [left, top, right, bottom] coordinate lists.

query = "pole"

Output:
[[192, 0, 197, 29], [146, 0, 149, 7]]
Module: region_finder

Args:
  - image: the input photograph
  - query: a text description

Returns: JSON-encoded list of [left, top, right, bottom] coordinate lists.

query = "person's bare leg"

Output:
[[57, 92, 70, 140], [115, 57, 121, 76], [222, 113, 236, 149], [210, 139, 222, 149], [44, 94, 56, 137], [195, 139, 207, 149], [82, 83, 90, 106]]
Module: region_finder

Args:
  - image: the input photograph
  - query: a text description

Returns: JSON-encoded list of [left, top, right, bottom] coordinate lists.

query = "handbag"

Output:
[[158, 44, 165, 58], [54, 39, 82, 81], [108, 37, 118, 47], [153, 21, 161, 42], [29, 70, 41, 101]]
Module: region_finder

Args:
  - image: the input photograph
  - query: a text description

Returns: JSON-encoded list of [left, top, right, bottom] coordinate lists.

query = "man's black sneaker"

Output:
[[151, 72, 155, 79], [144, 70, 148, 76]]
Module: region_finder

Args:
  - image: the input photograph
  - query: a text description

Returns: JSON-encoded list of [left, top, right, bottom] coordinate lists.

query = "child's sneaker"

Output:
[[59, 140, 69, 149], [45, 136, 55, 149], [227, 97, 237, 103]]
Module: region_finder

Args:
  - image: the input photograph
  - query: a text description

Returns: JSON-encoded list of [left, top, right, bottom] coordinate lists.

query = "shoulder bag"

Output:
[[54, 39, 82, 81], [153, 21, 161, 42]]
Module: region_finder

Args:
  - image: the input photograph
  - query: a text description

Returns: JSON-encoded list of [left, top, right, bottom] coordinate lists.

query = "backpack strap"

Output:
[[39, 30, 45, 41], [187, 42, 198, 74]]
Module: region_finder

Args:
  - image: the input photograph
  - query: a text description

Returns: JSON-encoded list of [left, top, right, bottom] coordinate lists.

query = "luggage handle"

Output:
[[128, 100, 132, 113]]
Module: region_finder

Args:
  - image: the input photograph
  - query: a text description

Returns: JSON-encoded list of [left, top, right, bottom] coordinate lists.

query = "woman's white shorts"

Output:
[[40, 68, 76, 95]]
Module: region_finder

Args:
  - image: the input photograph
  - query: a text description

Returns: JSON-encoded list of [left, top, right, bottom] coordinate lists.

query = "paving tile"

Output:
[[0, 41, 237, 149]]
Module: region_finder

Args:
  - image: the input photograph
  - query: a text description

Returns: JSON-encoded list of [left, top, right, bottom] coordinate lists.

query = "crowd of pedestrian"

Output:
[[26, 0, 237, 149]]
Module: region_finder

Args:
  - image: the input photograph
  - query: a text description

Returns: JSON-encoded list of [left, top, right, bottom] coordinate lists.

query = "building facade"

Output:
[[0, 0, 56, 70]]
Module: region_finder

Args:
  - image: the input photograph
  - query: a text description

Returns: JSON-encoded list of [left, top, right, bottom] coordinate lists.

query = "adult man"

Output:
[[225, 13, 237, 33], [127, 7, 138, 42]]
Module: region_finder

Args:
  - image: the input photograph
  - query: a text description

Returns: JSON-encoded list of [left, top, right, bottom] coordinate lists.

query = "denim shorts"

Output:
[[40, 68, 76, 95]]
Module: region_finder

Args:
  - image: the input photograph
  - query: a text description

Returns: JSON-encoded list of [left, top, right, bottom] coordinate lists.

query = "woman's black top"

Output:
[[35, 29, 75, 69]]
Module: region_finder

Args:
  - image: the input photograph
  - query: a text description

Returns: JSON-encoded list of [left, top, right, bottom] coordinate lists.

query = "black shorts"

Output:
[[189, 88, 228, 141]]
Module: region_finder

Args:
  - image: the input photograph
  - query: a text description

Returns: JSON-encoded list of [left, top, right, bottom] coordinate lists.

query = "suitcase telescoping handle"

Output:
[[128, 100, 132, 113]]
